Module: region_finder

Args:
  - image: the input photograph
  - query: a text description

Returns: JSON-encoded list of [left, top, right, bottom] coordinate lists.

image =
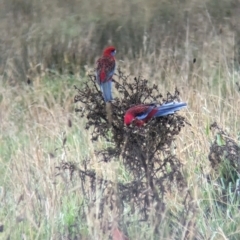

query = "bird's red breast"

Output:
[[96, 46, 116, 83], [96, 57, 115, 82]]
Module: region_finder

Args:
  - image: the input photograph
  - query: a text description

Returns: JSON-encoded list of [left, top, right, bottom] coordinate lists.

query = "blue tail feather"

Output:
[[100, 81, 113, 102], [155, 102, 187, 117]]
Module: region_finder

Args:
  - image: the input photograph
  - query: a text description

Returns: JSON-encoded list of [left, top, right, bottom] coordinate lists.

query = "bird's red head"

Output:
[[103, 46, 116, 57], [124, 113, 135, 126]]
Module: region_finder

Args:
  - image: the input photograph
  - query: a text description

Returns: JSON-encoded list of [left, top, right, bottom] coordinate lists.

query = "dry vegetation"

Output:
[[1, 0, 240, 239]]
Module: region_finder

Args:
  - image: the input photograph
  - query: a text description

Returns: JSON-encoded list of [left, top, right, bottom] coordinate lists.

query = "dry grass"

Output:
[[1, 0, 240, 239]]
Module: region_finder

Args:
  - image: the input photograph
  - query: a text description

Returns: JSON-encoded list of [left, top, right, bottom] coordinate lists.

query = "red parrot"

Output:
[[124, 102, 187, 127], [96, 46, 116, 102]]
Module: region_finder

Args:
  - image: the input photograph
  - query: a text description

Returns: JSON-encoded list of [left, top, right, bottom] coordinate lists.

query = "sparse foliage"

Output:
[[208, 122, 240, 206], [73, 69, 193, 237]]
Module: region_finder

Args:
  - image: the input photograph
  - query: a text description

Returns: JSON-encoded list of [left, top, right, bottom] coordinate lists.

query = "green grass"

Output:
[[2, 68, 240, 239]]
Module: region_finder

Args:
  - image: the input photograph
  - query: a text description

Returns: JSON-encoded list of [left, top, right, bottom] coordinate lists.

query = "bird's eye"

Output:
[[111, 50, 116, 56]]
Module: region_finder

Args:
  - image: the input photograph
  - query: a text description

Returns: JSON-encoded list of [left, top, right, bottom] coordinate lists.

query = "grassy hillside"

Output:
[[1, 0, 240, 239]]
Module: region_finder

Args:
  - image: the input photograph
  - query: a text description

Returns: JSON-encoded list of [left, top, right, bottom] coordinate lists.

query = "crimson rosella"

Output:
[[96, 46, 116, 102], [124, 102, 187, 127]]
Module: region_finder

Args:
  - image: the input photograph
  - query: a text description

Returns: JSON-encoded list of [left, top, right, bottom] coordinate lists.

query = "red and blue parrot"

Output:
[[96, 46, 116, 102], [124, 102, 187, 127]]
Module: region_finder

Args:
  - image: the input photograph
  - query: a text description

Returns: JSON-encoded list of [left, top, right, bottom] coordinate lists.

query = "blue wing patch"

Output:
[[135, 104, 155, 120]]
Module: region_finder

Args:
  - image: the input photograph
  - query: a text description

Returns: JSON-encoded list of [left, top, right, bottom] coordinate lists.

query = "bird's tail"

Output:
[[155, 102, 187, 117], [100, 81, 113, 102]]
